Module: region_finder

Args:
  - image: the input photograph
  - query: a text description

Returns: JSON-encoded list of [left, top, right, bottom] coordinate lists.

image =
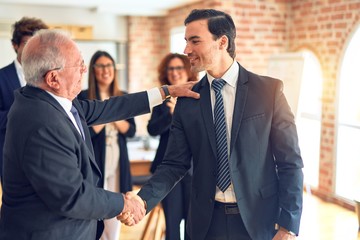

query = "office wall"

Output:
[[287, 0, 360, 206], [0, 3, 128, 68], [0, 4, 127, 40]]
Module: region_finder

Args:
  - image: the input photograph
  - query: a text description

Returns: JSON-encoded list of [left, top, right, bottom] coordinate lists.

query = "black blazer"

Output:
[[0, 85, 149, 240], [78, 90, 135, 192], [138, 63, 304, 240], [147, 100, 173, 173], [0, 62, 21, 181]]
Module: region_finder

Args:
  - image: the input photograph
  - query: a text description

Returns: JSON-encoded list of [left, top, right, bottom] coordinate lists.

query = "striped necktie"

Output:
[[212, 79, 231, 192], [70, 105, 85, 140]]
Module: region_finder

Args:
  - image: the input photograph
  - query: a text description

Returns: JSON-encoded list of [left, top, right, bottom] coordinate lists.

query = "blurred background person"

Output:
[[0, 17, 48, 186], [147, 53, 197, 240], [78, 50, 135, 240]]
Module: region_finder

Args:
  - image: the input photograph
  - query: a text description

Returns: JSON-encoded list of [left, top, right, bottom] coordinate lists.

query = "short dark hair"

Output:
[[11, 17, 48, 45], [184, 9, 236, 59]]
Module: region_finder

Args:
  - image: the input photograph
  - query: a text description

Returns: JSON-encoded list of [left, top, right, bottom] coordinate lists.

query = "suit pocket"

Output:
[[260, 181, 278, 199], [242, 112, 265, 123]]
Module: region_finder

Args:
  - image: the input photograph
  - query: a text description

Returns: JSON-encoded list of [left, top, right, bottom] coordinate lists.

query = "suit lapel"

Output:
[[22, 86, 101, 176], [199, 77, 217, 158], [7, 62, 21, 90], [230, 64, 249, 154], [72, 100, 101, 175]]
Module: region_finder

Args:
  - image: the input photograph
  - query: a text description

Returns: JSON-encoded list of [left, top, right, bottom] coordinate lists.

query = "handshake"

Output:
[[117, 191, 147, 226]]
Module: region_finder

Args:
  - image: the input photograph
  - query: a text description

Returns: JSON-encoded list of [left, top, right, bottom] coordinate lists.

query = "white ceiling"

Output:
[[0, 0, 201, 16]]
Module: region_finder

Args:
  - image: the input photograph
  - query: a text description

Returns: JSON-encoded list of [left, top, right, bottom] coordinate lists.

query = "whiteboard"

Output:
[[0, 37, 16, 67], [267, 53, 305, 117], [76, 40, 118, 90]]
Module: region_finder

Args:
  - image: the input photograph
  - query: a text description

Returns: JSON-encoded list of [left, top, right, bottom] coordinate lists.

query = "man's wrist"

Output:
[[160, 85, 171, 100], [142, 198, 147, 210]]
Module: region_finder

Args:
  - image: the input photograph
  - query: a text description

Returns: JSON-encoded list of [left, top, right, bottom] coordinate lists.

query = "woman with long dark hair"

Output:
[[78, 50, 135, 240]]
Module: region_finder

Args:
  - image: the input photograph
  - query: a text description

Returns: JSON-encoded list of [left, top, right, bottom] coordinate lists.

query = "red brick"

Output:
[[349, 2, 360, 10], [331, 13, 344, 20], [321, 7, 332, 13], [334, 22, 347, 29]]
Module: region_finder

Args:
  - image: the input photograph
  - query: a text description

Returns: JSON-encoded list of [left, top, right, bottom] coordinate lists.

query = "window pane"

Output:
[[296, 51, 322, 188], [336, 26, 360, 200]]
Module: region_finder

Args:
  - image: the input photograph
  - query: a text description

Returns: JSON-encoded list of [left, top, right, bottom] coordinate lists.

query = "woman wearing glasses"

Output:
[[147, 53, 197, 240], [78, 50, 135, 240]]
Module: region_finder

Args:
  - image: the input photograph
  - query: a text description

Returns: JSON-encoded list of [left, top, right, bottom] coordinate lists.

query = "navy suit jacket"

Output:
[[138, 63, 304, 240], [0, 62, 21, 181], [0, 85, 149, 240]]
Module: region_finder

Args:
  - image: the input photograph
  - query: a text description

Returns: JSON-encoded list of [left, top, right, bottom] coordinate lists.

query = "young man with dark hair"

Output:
[[122, 9, 303, 240], [0, 17, 48, 185]]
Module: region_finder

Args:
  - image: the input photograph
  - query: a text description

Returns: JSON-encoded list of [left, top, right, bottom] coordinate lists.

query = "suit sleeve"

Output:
[[271, 81, 304, 234], [138, 99, 191, 212], [78, 91, 150, 127], [21, 124, 124, 220]]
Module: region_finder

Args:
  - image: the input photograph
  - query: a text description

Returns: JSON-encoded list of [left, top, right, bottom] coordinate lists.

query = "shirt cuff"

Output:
[[147, 87, 163, 109]]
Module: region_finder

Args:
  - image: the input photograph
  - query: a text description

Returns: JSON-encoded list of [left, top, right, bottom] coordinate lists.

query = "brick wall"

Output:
[[288, 0, 360, 207], [127, 16, 167, 134], [127, 0, 360, 206], [128, 0, 289, 134]]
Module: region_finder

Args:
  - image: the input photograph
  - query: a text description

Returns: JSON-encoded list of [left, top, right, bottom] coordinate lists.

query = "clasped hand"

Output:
[[117, 191, 146, 226]]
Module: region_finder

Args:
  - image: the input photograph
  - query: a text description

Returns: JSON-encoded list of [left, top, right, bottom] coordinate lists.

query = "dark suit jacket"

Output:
[[147, 100, 173, 173], [78, 90, 135, 193], [0, 85, 149, 240], [138, 63, 304, 240], [0, 62, 21, 181], [147, 101, 192, 239]]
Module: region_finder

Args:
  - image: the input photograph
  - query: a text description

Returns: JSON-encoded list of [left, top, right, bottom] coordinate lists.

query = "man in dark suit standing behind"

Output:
[[0, 17, 48, 185], [123, 9, 304, 240], [0, 29, 199, 240]]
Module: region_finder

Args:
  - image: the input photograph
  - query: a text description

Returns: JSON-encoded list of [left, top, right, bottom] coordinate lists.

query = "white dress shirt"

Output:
[[207, 60, 239, 203], [46, 92, 82, 135], [14, 59, 26, 87]]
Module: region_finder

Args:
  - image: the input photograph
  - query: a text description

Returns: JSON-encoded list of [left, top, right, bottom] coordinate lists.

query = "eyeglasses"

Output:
[[93, 63, 115, 70], [167, 66, 185, 72], [66, 60, 86, 72], [42, 60, 86, 77]]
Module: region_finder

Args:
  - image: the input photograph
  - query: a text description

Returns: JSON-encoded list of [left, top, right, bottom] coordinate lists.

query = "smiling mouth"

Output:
[[189, 57, 198, 65]]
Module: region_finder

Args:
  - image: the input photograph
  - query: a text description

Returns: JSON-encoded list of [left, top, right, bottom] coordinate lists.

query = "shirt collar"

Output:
[[207, 60, 239, 88], [14, 58, 22, 72], [14, 58, 25, 84], [46, 91, 73, 113]]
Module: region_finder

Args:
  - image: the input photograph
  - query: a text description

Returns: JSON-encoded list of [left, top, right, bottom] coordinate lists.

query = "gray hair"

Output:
[[21, 29, 73, 86]]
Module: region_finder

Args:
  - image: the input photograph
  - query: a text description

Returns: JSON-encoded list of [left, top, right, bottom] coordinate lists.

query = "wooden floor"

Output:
[[120, 192, 360, 240]]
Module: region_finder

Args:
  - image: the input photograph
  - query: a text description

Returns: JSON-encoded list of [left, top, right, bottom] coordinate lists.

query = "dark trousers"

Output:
[[162, 173, 191, 240], [204, 201, 251, 240]]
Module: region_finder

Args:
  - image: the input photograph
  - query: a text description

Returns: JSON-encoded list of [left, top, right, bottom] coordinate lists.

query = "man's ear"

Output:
[[44, 70, 60, 90], [219, 35, 228, 50]]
